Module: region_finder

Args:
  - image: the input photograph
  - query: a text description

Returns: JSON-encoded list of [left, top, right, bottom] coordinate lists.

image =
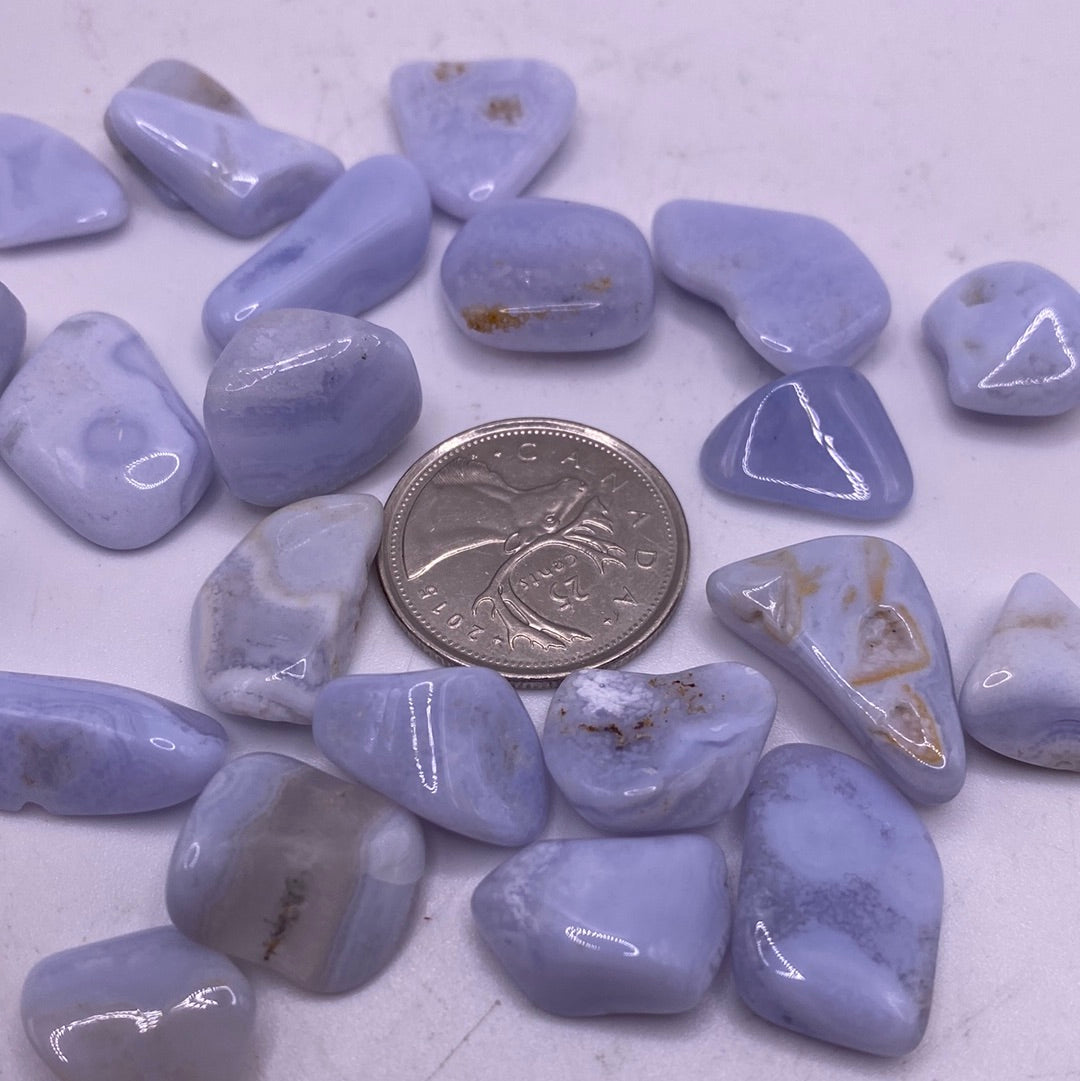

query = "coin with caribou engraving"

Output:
[[379, 418, 689, 684]]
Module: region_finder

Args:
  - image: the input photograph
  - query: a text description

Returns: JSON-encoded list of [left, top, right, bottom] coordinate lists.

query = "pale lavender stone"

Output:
[[543, 664, 775, 833], [734, 744, 943, 1056], [0, 312, 213, 549], [107, 87, 343, 238], [167, 752, 424, 993], [472, 834, 730, 1016], [313, 667, 549, 845], [21, 926, 254, 1081], [441, 198, 654, 352], [202, 156, 431, 348], [0, 115, 128, 249], [0, 279, 25, 391], [707, 535, 966, 805], [653, 200, 890, 373], [923, 261, 1080, 416], [202, 309, 421, 506], [390, 59, 575, 219], [192, 494, 383, 724], [0, 671, 227, 815]]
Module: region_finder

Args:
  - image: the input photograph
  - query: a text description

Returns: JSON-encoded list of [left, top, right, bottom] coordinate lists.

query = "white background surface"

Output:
[[2, 1, 1079, 1077]]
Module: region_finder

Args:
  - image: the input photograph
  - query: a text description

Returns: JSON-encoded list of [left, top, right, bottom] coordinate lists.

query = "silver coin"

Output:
[[379, 418, 689, 685]]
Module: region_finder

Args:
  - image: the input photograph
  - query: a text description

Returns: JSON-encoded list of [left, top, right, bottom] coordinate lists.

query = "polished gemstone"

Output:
[[192, 494, 383, 724], [0, 114, 128, 248], [390, 59, 575, 219], [203, 309, 421, 506], [440, 197, 654, 352], [700, 366, 912, 520], [104, 59, 253, 210], [733, 744, 943, 1056], [167, 752, 424, 993], [542, 664, 775, 833], [960, 573, 1080, 769], [653, 200, 890, 373], [314, 667, 549, 845], [202, 156, 431, 348], [706, 535, 965, 804], [471, 834, 730, 1016], [21, 926, 254, 1081], [0, 279, 26, 390], [0, 312, 213, 549], [0, 672, 227, 815], [107, 87, 343, 238], [923, 261, 1080, 416]]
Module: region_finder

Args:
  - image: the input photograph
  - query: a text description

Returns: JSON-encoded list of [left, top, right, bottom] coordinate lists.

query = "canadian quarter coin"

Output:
[[379, 418, 690, 685]]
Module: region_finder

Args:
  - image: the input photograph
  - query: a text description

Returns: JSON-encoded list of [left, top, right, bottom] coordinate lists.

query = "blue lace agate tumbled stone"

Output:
[[21, 926, 254, 1081], [0, 279, 26, 390], [203, 309, 421, 506], [472, 835, 731, 1016], [390, 59, 575, 219], [733, 744, 943, 1057], [543, 664, 775, 833], [0, 114, 128, 248], [202, 155, 431, 348], [441, 197, 654, 352], [167, 752, 424, 993], [0, 672, 227, 815], [314, 667, 549, 845], [0, 312, 213, 548], [107, 88, 343, 238], [707, 535, 966, 805], [653, 200, 890, 373], [923, 261, 1080, 416], [700, 366, 913, 520]]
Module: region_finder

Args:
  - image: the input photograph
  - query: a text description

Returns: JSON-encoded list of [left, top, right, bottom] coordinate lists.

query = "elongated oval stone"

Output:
[[0, 672, 227, 815], [167, 752, 424, 993], [202, 155, 431, 348], [543, 664, 775, 833], [440, 198, 654, 352], [192, 494, 383, 724], [960, 573, 1080, 769], [107, 88, 343, 238], [0, 312, 213, 549], [203, 309, 421, 506], [0, 279, 26, 391], [700, 366, 913, 520], [0, 115, 128, 248], [313, 667, 549, 845], [472, 835, 731, 1016], [923, 261, 1080, 416], [706, 536, 965, 804], [653, 200, 890, 373], [21, 926, 254, 1081], [734, 744, 943, 1056], [390, 59, 575, 219]]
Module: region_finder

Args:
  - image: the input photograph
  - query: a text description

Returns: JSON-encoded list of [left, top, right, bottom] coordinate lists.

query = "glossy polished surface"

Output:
[[390, 59, 575, 219], [542, 664, 775, 833], [472, 835, 730, 1016], [168, 752, 424, 993], [203, 308, 421, 506], [0, 312, 213, 548], [707, 535, 965, 804], [440, 197, 654, 351], [653, 200, 890, 373], [960, 573, 1080, 768], [700, 365, 912, 520], [923, 261, 1080, 416], [314, 667, 549, 845], [0, 279, 26, 391], [0, 671, 227, 814], [0, 114, 128, 248], [21, 926, 254, 1081], [734, 744, 943, 1057], [202, 155, 431, 348], [192, 494, 383, 724]]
